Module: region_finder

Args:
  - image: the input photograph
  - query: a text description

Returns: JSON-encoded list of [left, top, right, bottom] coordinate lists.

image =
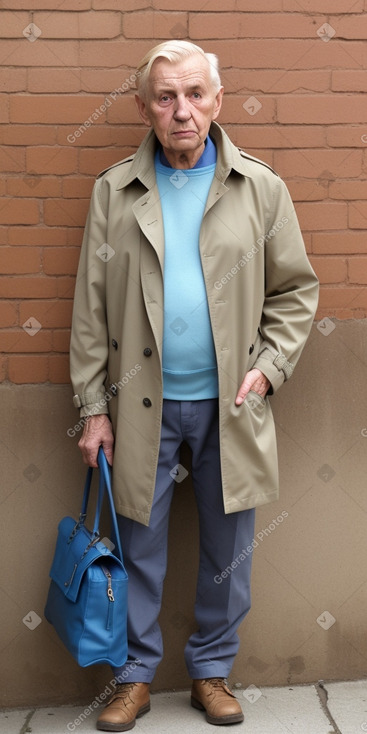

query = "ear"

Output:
[[211, 86, 224, 122], [135, 94, 152, 127]]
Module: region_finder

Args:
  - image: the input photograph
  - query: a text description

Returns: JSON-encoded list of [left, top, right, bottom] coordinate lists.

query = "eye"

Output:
[[192, 92, 201, 99], [160, 95, 172, 103]]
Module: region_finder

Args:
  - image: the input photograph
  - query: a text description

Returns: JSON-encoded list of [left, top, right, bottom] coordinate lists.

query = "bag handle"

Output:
[[77, 447, 123, 563]]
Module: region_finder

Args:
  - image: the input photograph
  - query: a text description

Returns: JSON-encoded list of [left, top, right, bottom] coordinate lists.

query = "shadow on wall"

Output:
[[1, 322, 367, 708]]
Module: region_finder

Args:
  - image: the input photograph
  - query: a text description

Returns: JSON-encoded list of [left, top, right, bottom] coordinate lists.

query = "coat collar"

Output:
[[115, 121, 253, 191]]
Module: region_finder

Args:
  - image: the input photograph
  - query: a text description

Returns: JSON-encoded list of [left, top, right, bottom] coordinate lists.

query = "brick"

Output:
[[80, 69, 137, 93], [273, 149, 362, 179], [94, 0, 148, 8], [0, 301, 18, 328], [210, 40, 364, 70], [66, 229, 84, 245], [124, 11, 187, 38], [284, 0, 363, 9], [329, 181, 367, 200], [278, 95, 367, 124], [57, 277, 76, 299], [49, 355, 70, 384], [79, 40, 151, 67], [285, 180, 328, 202], [10, 95, 108, 124], [348, 257, 367, 284], [0, 147, 25, 172], [9, 227, 68, 247], [0, 276, 59, 299], [190, 12, 319, 39], [0, 247, 41, 274], [317, 287, 366, 311], [312, 232, 367, 255], [79, 148, 131, 175], [228, 125, 326, 150], [19, 300, 73, 328], [0, 68, 26, 91], [7, 177, 62, 198], [295, 202, 348, 231], [332, 70, 367, 92], [34, 11, 121, 39], [327, 127, 367, 148], [52, 330, 71, 352], [57, 124, 143, 148], [26, 147, 77, 175], [0, 329, 53, 353], [154, 0, 283, 8], [0, 10, 29, 36], [106, 95, 138, 124], [308, 256, 347, 284], [43, 199, 89, 227], [63, 177, 94, 198], [0, 199, 39, 225], [0, 227, 8, 245], [221, 70, 331, 94], [8, 355, 49, 384], [349, 201, 367, 229], [218, 95, 276, 125], [334, 15, 367, 39], [43, 247, 80, 275], [1, 0, 90, 7], [0, 41, 78, 66], [28, 68, 81, 93], [0, 124, 57, 146], [0, 96, 9, 123]]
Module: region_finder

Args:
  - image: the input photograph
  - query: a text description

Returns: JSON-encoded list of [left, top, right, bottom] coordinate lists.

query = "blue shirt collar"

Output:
[[158, 135, 217, 169]]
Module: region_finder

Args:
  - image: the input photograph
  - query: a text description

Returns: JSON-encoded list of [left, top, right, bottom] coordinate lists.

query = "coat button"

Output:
[[112, 339, 118, 350], [143, 397, 152, 407], [143, 348, 152, 357], [249, 344, 254, 355]]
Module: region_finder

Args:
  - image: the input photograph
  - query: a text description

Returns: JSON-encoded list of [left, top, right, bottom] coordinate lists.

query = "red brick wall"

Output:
[[1, 2, 366, 384]]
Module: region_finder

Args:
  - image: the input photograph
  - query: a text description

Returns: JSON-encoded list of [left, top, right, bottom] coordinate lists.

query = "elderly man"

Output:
[[70, 40, 318, 731]]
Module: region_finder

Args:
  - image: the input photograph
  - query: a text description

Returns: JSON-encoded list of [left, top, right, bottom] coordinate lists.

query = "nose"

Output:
[[173, 94, 191, 121]]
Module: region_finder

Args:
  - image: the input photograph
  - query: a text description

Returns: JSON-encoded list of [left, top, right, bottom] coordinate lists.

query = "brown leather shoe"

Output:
[[191, 678, 244, 726], [96, 682, 150, 732]]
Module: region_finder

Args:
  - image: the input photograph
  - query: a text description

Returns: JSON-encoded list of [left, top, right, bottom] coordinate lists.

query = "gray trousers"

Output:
[[113, 398, 255, 683]]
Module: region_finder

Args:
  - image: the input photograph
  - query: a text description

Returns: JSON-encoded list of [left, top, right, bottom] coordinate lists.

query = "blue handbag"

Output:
[[44, 448, 128, 667]]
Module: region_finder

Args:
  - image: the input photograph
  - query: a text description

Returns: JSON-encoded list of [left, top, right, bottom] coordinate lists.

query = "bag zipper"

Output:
[[102, 566, 114, 631], [102, 566, 115, 601]]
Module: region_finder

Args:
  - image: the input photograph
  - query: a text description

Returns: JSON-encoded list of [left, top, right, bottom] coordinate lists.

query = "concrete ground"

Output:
[[1, 680, 367, 734]]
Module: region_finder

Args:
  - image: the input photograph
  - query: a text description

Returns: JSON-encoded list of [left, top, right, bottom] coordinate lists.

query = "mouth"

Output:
[[171, 130, 197, 137]]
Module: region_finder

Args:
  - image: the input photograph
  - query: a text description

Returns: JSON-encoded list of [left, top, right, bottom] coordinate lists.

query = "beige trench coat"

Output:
[[70, 122, 319, 526]]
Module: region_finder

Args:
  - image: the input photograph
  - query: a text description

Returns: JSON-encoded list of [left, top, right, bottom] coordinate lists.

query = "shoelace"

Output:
[[109, 683, 138, 705]]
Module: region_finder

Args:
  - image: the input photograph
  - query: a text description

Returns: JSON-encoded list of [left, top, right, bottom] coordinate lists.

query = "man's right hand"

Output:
[[78, 414, 114, 467]]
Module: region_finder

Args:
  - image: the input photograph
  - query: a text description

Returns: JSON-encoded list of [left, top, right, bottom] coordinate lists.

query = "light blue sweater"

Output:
[[155, 138, 219, 399]]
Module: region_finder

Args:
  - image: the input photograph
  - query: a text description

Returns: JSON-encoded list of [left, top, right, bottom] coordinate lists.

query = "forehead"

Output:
[[148, 54, 212, 91]]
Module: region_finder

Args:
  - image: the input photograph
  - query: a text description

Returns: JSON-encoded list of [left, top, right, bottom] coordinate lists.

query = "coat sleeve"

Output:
[[252, 176, 319, 393], [69, 178, 110, 417]]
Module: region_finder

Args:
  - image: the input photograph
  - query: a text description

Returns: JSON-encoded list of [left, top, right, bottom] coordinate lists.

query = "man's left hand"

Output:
[[235, 368, 271, 406]]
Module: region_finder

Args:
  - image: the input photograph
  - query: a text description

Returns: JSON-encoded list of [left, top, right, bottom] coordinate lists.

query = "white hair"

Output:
[[136, 40, 222, 99]]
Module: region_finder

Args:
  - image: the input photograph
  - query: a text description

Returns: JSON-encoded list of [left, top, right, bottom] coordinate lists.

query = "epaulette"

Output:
[[238, 149, 279, 177], [96, 155, 135, 179]]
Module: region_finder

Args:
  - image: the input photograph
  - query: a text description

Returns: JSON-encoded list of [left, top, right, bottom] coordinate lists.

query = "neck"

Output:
[[162, 143, 206, 170]]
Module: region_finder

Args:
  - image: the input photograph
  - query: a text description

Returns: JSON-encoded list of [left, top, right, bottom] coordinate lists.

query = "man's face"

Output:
[[135, 53, 223, 167]]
